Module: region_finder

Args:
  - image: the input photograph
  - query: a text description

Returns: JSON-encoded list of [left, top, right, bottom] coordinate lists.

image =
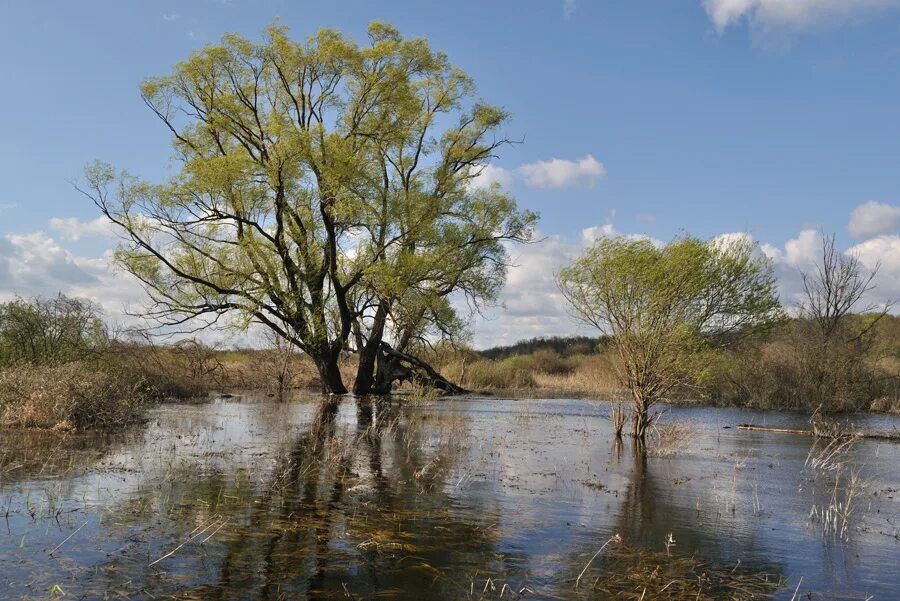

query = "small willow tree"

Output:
[[558, 235, 782, 439], [80, 22, 535, 394]]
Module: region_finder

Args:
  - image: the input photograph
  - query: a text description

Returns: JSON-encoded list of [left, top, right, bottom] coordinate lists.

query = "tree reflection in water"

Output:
[[78, 397, 503, 599], [555, 440, 786, 600]]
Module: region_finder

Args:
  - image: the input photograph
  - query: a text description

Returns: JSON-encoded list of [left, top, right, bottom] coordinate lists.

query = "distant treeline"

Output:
[[477, 336, 609, 360]]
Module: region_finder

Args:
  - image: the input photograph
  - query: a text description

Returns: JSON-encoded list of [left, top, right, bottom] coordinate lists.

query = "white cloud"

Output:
[[580, 223, 617, 244], [848, 201, 900, 239], [469, 163, 515, 190], [847, 235, 900, 307], [756, 226, 900, 311], [470, 154, 607, 192], [471, 219, 661, 348], [49, 216, 116, 241], [473, 232, 587, 347], [517, 155, 606, 189], [758, 229, 821, 308], [0, 203, 17, 210], [563, 0, 577, 18], [581, 222, 662, 247], [703, 0, 899, 33], [0, 232, 141, 319], [711, 231, 757, 254], [782, 228, 821, 266]]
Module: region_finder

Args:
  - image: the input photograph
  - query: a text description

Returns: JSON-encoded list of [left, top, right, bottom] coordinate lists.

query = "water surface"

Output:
[[1, 395, 898, 599]]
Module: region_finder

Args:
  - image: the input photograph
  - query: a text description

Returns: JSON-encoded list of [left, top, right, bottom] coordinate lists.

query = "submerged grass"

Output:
[[578, 540, 786, 600], [804, 428, 867, 541], [7, 396, 887, 599]]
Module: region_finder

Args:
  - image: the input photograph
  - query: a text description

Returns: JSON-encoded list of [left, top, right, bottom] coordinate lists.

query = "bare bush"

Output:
[[797, 233, 893, 412]]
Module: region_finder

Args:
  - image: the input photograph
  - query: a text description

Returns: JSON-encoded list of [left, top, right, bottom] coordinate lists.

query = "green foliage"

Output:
[[0, 294, 107, 367], [558, 235, 782, 435], [81, 21, 535, 392]]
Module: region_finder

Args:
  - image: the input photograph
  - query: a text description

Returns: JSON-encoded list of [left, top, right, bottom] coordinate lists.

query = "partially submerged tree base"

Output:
[[369, 343, 467, 396]]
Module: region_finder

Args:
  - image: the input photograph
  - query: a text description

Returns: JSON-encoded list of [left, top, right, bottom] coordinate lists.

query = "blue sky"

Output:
[[2, 0, 900, 347]]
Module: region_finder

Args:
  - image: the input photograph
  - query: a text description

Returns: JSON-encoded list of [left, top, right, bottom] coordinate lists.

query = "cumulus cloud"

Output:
[[783, 228, 822, 266], [0, 231, 142, 318], [847, 235, 900, 307], [518, 155, 606, 189], [470, 155, 606, 192], [703, 0, 899, 33], [759, 228, 824, 268], [757, 223, 900, 311], [471, 219, 661, 348], [848, 201, 900, 239], [0, 230, 273, 346], [472, 232, 584, 348], [581, 222, 662, 247], [49, 216, 116, 242], [469, 163, 515, 190]]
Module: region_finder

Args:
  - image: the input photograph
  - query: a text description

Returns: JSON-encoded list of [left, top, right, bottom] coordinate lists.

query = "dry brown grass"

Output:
[[437, 350, 626, 398], [0, 362, 152, 430], [107, 344, 321, 397]]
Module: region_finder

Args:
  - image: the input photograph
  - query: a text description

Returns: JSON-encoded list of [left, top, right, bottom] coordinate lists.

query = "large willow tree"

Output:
[[81, 22, 535, 394]]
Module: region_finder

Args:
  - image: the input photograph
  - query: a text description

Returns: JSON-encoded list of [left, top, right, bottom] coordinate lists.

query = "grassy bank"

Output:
[[0, 344, 323, 431], [0, 362, 152, 430], [423, 323, 900, 413], [3, 293, 899, 432]]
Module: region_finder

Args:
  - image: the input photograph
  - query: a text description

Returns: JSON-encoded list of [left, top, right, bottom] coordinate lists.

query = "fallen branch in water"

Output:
[[736, 424, 900, 441], [736, 424, 812, 435]]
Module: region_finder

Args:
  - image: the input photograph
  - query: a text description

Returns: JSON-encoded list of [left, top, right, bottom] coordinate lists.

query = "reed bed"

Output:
[[0, 362, 152, 430]]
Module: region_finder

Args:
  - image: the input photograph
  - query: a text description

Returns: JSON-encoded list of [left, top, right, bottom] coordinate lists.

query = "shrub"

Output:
[[0, 362, 151, 430], [0, 294, 107, 366]]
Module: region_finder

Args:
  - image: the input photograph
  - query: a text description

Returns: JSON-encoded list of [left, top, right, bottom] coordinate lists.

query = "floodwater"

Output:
[[1, 395, 899, 600]]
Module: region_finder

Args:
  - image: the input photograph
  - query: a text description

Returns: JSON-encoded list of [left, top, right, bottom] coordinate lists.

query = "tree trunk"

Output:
[[374, 343, 467, 395], [630, 396, 652, 440], [353, 302, 389, 396], [314, 354, 347, 395], [354, 347, 378, 395]]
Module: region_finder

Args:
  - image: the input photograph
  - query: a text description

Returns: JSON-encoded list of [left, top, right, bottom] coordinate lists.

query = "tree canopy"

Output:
[[80, 21, 536, 393], [557, 235, 782, 437]]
